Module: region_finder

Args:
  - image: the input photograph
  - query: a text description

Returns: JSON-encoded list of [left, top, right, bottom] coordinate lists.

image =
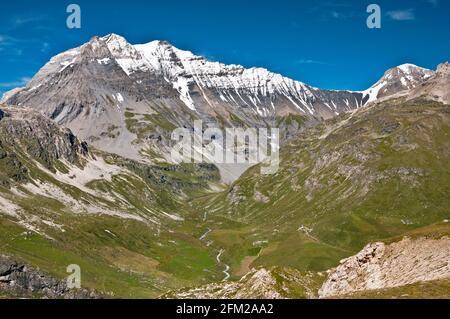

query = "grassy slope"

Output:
[[190, 99, 450, 278], [1, 99, 449, 298], [0, 122, 224, 297]]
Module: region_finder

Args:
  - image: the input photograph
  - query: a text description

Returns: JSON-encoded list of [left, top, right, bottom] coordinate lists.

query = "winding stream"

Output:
[[216, 249, 231, 281], [199, 228, 230, 281]]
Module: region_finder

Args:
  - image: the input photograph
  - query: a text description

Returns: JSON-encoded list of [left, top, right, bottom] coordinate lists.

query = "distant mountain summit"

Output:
[[362, 63, 434, 103]]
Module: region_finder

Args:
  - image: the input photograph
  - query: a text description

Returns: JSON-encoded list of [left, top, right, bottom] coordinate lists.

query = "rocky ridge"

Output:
[[0, 255, 98, 298], [162, 267, 320, 299], [409, 62, 450, 104], [319, 237, 450, 298]]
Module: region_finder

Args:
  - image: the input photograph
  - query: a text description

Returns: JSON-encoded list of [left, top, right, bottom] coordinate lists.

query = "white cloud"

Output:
[[0, 77, 31, 88], [0, 35, 20, 47], [0, 35, 9, 47], [387, 9, 415, 21], [296, 59, 328, 65], [327, 10, 360, 20], [426, 0, 439, 6], [12, 15, 46, 27]]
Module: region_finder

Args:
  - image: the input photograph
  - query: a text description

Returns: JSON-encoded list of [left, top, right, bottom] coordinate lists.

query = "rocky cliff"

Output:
[[319, 236, 450, 298], [0, 255, 98, 299]]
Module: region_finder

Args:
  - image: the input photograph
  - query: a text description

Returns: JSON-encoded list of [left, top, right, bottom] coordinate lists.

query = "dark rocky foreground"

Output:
[[0, 255, 99, 299]]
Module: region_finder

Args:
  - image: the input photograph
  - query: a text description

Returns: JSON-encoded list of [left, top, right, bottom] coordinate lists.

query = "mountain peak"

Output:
[[100, 33, 134, 55], [385, 63, 433, 77], [396, 63, 424, 72], [362, 63, 434, 103], [101, 33, 128, 43], [436, 62, 450, 75]]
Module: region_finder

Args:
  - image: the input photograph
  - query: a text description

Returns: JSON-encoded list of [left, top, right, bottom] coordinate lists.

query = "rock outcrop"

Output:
[[361, 64, 433, 103], [409, 61, 450, 104], [0, 106, 89, 168], [0, 255, 98, 298], [319, 237, 450, 298], [162, 267, 320, 299]]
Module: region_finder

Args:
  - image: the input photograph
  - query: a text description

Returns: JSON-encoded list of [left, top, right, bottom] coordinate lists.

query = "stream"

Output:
[[199, 228, 230, 281], [216, 249, 231, 281]]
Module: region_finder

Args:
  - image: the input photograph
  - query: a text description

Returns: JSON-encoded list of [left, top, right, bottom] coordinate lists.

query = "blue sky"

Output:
[[1, 0, 449, 95]]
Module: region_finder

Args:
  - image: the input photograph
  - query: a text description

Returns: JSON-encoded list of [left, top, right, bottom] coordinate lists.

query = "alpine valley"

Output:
[[0, 34, 449, 299]]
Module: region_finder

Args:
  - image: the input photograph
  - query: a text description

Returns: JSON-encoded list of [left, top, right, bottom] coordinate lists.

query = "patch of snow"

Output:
[[59, 57, 77, 73], [397, 63, 419, 74], [29, 84, 42, 92], [173, 77, 196, 110], [362, 80, 387, 104], [97, 58, 111, 65]]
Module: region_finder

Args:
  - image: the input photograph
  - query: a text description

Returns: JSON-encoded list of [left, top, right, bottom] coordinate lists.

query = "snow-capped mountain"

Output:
[[100, 34, 365, 116], [361, 63, 434, 103], [3, 34, 363, 119], [1, 34, 435, 173]]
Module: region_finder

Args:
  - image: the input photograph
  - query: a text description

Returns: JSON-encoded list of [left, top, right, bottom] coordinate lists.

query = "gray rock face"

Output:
[[0, 106, 91, 188], [0, 255, 98, 299], [437, 61, 450, 75], [409, 62, 450, 104], [318, 237, 450, 298], [361, 64, 434, 104], [1, 34, 366, 164], [0, 106, 89, 168]]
